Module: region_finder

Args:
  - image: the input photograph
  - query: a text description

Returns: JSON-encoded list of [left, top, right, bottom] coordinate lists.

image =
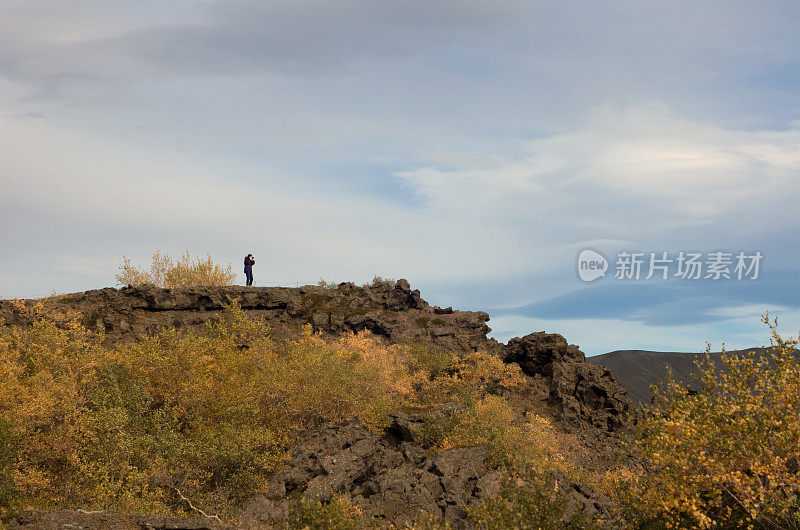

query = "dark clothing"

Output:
[[244, 256, 255, 286]]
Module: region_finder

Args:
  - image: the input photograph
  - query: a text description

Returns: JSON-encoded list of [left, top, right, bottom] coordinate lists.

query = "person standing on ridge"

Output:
[[244, 254, 255, 286]]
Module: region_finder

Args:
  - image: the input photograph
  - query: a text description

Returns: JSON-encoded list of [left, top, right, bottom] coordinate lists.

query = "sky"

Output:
[[1, 0, 798, 355]]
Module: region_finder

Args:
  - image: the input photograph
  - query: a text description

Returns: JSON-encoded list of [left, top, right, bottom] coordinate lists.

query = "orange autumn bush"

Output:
[[433, 395, 563, 469], [405, 350, 566, 472]]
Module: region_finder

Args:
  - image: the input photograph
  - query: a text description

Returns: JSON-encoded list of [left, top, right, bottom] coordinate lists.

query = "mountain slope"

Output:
[[589, 347, 797, 405]]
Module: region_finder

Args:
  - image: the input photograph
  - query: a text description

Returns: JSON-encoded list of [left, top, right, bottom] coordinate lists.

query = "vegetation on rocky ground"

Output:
[[116, 250, 236, 288], [0, 300, 574, 526], [468, 467, 598, 530], [1, 287, 797, 528]]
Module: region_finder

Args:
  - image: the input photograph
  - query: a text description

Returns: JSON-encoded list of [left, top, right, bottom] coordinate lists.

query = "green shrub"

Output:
[[405, 344, 453, 378]]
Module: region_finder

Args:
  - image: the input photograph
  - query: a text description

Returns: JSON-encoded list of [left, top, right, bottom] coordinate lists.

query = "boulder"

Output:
[[505, 332, 585, 376], [240, 497, 289, 529], [503, 332, 632, 432], [551, 361, 632, 432], [268, 420, 493, 528]]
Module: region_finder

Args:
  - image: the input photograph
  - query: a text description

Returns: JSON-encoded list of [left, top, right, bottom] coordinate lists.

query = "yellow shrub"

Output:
[[452, 351, 526, 393], [116, 257, 150, 287], [0, 303, 411, 519], [116, 250, 236, 288], [611, 315, 800, 529], [288, 494, 363, 529], [438, 395, 562, 468], [409, 350, 525, 409], [331, 333, 413, 398], [401, 349, 566, 471]]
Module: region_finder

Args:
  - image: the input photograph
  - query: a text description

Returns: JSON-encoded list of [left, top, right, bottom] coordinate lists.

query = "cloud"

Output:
[[495, 268, 799, 326], [1, 115, 550, 296], [397, 103, 799, 239], [123, 0, 537, 74], [3, 0, 797, 131], [4, 102, 795, 305], [0, 0, 538, 105]]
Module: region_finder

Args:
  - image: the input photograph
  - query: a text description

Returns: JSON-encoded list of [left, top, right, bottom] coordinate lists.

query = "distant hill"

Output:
[[588, 347, 798, 405]]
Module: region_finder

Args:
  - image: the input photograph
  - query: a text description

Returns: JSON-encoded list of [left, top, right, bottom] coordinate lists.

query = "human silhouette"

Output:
[[244, 254, 255, 286]]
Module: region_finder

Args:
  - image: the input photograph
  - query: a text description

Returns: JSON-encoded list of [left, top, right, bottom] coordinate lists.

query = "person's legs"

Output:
[[245, 271, 253, 286]]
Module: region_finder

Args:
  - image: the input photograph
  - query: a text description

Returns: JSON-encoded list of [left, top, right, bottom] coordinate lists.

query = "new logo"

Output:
[[577, 249, 608, 282]]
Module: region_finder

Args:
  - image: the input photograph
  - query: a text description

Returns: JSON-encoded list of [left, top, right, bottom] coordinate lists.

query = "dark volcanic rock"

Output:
[[503, 332, 632, 432], [0, 280, 497, 354], [552, 469, 615, 522], [248, 416, 610, 528], [240, 497, 289, 529], [551, 361, 632, 432], [267, 419, 495, 528], [505, 332, 585, 376]]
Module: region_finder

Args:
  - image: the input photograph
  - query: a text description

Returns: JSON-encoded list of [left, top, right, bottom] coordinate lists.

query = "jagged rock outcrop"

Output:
[[241, 417, 494, 528], [240, 414, 609, 529], [504, 332, 632, 432], [505, 331, 586, 375], [0, 280, 498, 354]]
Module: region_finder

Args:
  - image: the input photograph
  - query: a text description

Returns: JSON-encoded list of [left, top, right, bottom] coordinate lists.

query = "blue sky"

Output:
[[1, 0, 798, 354]]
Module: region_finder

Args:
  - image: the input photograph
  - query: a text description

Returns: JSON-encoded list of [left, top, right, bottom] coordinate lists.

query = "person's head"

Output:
[[247, 254, 253, 258]]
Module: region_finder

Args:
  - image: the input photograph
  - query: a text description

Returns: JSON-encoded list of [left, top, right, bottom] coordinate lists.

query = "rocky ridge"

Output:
[[0, 280, 495, 354]]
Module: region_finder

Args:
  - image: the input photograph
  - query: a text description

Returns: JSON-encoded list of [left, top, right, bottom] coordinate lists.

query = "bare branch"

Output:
[[171, 486, 226, 525]]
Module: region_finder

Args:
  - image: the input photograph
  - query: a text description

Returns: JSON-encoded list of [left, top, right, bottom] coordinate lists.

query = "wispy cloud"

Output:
[[398, 103, 798, 230]]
